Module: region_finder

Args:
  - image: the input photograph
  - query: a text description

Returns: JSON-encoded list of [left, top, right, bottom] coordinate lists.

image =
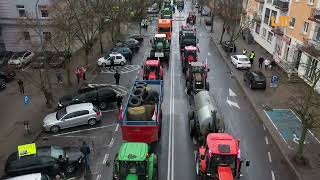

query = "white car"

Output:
[[231, 55, 251, 69], [8, 50, 34, 68], [97, 53, 126, 67]]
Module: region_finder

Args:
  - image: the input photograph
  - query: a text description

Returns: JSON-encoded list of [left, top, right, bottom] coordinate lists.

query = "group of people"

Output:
[[75, 66, 86, 84], [242, 48, 275, 70], [141, 19, 150, 30]]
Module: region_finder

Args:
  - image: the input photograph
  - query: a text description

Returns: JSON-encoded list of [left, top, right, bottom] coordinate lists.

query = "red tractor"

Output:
[[186, 12, 196, 24], [181, 46, 198, 73], [196, 133, 250, 180], [142, 58, 164, 80]]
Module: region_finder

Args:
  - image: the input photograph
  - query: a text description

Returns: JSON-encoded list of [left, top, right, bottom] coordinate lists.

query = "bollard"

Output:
[[23, 121, 30, 134]]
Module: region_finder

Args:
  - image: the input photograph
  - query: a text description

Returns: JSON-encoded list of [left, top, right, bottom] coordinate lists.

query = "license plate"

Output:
[[155, 52, 164, 57]]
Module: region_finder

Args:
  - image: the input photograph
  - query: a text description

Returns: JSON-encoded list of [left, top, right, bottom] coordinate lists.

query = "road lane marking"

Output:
[[226, 97, 240, 109], [229, 88, 237, 97], [96, 174, 101, 180], [267, 151, 272, 163], [263, 125, 266, 130], [265, 136, 269, 145], [271, 170, 275, 180], [52, 124, 116, 136], [115, 124, 119, 132], [208, 52, 212, 56], [103, 153, 109, 165], [108, 138, 114, 147]]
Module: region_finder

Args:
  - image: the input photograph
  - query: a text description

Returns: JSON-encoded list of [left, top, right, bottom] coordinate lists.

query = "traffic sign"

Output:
[[270, 75, 279, 88], [24, 95, 29, 105]]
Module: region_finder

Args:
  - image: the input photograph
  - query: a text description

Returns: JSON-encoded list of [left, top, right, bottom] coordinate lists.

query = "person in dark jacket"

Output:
[[116, 95, 123, 112], [258, 56, 264, 68], [114, 71, 120, 85], [80, 141, 91, 172], [110, 57, 115, 70], [17, 79, 24, 94]]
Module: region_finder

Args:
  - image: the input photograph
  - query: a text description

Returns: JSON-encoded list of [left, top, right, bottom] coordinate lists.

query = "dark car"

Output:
[[58, 87, 117, 109], [49, 52, 65, 68], [0, 67, 16, 82], [5, 146, 84, 177], [0, 51, 14, 67], [0, 78, 6, 89], [111, 47, 133, 61], [128, 34, 144, 44], [222, 41, 236, 53], [30, 51, 54, 69], [116, 38, 140, 53], [243, 71, 266, 89]]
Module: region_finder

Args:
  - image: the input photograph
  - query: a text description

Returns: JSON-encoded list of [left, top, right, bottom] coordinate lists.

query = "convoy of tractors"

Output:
[[114, 1, 250, 180]]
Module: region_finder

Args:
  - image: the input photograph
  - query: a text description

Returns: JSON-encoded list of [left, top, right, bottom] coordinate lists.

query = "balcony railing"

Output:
[[271, 27, 284, 36], [308, 8, 320, 23], [273, 0, 289, 11], [255, 0, 265, 3]]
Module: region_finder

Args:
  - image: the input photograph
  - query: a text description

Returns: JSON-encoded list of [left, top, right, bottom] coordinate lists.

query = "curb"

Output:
[[210, 35, 303, 180]]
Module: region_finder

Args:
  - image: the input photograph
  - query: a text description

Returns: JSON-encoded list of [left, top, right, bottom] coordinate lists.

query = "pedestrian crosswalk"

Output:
[[99, 65, 140, 74], [87, 83, 128, 96]]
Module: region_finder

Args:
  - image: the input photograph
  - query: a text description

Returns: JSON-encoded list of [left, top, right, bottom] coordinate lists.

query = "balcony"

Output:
[[255, 0, 265, 3], [308, 8, 320, 24], [273, 0, 289, 11], [271, 27, 284, 36], [297, 38, 320, 58]]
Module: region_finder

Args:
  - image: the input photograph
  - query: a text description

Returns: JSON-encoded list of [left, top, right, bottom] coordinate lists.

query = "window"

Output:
[[23, 32, 30, 40], [255, 23, 260, 34], [262, 28, 267, 38], [314, 26, 320, 41], [40, 8, 49, 18], [267, 31, 273, 43], [270, 10, 277, 26], [289, 17, 295, 29], [43, 32, 51, 41], [16, 5, 26, 17], [116, 56, 122, 59], [64, 112, 77, 119], [302, 22, 309, 34], [264, 8, 271, 25]]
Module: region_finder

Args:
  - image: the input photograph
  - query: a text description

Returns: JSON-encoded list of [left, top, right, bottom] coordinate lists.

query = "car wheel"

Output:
[[120, 61, 125, 66], [99, 102, 107, 109], [66, 164, 76, 173], [102, 63, 107, 67], [88, 118, 97, 126], [50, 125, 60, 133]]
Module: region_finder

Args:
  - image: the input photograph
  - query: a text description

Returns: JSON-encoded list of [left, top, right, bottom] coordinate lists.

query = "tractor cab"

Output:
[[196, 133, 250, 180], [181, 46, 198, 73], [150, 34, 170, 60], [143, 58, 164, 80], [187, 12, 196, 24], [186, 62, 210, 94]]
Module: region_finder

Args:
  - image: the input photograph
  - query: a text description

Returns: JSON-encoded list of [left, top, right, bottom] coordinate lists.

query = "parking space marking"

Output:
[[108, 138, 114, 147], [265, 136, 269, 145], [103, 153, 109, 165], [263, 124, 266, 130], [115, 124, 119, 132], [96, 174, 101, 180], [267, 151, 272, 163], [52, 124, 116, 137], [271, 170, 275, 180], [100, 65, 140, 74]]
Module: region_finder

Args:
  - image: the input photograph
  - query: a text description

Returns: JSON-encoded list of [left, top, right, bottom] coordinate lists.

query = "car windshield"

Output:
[[56, 107, 67, 120], [159, 27, 170, 32], [253, 73, 265, 81], [192, 66, 203, 73], [11, 52, 25, 59], [104, 54, 111, 59], [37, 146, 64, 159], [238, 57, 249, 62]]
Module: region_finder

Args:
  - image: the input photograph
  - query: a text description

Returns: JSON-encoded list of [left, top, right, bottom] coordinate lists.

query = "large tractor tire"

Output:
[[129, 96, 142, 107], [132, 88, 144, 97], [136, 81, 147, 87]]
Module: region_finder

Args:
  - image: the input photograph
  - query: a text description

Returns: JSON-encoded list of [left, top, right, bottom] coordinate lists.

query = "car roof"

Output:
[[234, 55, 248, 58], [251, 71, 264, 77], [66, 103, 94, 113], [155, 34, 166, 38], [206, 133, 239, 155], [110, 52, 123, 56], [185, 46, 197, 50], [4, 173, 43, 180]]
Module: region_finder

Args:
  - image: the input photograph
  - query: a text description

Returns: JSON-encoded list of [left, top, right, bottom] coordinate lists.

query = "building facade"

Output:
[[0, 0, 53, 52]]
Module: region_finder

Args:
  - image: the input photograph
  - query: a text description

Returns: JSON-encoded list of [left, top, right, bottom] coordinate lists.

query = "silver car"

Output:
[[43, 103, 102, 133]]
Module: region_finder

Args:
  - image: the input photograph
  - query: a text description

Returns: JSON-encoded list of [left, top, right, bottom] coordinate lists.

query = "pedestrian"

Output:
[[110, 57, 115, 70], [249, 51, 255, 66], [57, 155, 66, 178], [75, 68, 80, 84], [116, 95, 123, 112], [242, 48, 247, 55], [114, 70, 120, 85], [80, 141, 91, 172], [79, 67, 84, 80], [17, 79, 24, 94], [81, 66, 86, 80], [264, 58, 270, 70], [128, 54, 132, 65], [258, 56, 264, 68], [56, 71, 63, 84]]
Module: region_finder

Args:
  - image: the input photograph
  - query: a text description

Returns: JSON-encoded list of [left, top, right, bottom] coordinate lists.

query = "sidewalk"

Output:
[[207, 17, 320, 180]]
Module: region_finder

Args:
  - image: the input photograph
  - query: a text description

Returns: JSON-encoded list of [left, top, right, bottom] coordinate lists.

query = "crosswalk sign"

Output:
[[24, 95, 29, 105], [270, 75, 279, 88], [18, 143, 37, 158]]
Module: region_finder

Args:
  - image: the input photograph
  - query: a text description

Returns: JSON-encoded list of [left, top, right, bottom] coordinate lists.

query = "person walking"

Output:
[[17, 79, 24, 94], [110, 57, 115, 70], [57, 155, 66, 179], [80, 141, 91, 172], [242, 48, 247, 55], [249, 51, 255, 66], [75, 68, 80, 84], [116, 95, 123, 112], [79, 67, 84, 80], [264, 58, 270, 70], [114, 70, 120, 85], [258, 56, 264, 68], [56, 71, 63, 84], [81, 67, 86, 80]]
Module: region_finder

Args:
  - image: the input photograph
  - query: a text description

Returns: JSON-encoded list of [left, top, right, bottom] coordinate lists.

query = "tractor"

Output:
[[195, 133, 250, 180], [181, 46, 198, 73], [186, 12, 196, 24], [150, 34, 170, 61], [142, 58, 164, 80], [113, 142, 158, 180], [179, 24, 196, 42], [186, 62, 210, 94]]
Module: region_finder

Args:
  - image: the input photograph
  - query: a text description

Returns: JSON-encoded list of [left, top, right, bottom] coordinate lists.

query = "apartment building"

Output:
[[0, 0, 53, 52]]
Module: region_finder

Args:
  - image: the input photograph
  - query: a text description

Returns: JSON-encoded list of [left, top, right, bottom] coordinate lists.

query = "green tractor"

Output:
[[113, 142, 158, 180], [161, 0, 173, 18], [150, 34, 170, 61]]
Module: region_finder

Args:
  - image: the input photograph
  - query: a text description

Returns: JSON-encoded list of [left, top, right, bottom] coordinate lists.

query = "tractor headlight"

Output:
[[196, 82, 201, 84]]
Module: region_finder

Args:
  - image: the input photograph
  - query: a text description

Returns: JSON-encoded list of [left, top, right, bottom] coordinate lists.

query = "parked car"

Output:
[[128, 34, 144, 44], [97, 53, 126, 67], [0, 51, 14, 67], [0, 78, 6, 90], [116, 38, 140, 52], [58, 87, 117, 109], [5, 146, 84, 176], [30, 51, 54, 69], [8, 51, 34, 68], [0, 67, 16, 82], [243, 70, 266, 89], [43, 103, 102, 132], [3, 173, 51, 180], [222, 41, 236, 52], [49, 52, 65, 68], [231, 55, 251, 69], [110, 47, 133, 61]]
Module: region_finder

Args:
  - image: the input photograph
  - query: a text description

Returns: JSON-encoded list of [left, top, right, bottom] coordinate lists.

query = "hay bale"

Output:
[[144, 104, 156, 120], [127, 106, 146, 121]]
